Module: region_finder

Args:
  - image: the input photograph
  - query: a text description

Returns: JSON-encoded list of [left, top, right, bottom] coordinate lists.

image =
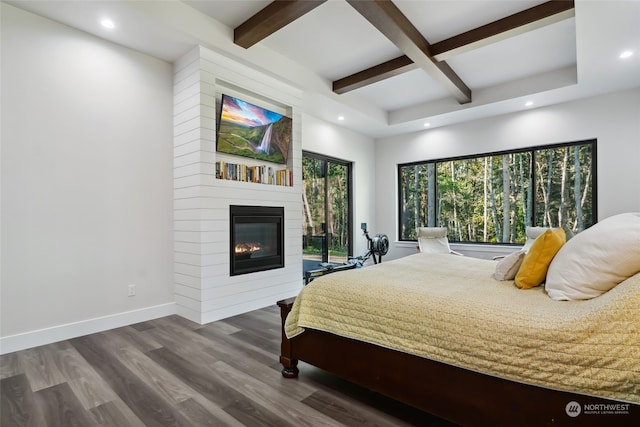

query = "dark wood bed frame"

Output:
[[278, 298, 638, 427]]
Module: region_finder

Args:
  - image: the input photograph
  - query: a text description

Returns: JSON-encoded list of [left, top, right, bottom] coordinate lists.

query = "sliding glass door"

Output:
[[302, 152, 352, 273]]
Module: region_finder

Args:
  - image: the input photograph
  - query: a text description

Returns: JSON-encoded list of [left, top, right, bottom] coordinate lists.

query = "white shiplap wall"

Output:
[[173, 46, 303, 324]]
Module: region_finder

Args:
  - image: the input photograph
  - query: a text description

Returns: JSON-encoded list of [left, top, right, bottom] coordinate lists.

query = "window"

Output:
[[302, 152, 353, 272], [398, 140, 596, 243]]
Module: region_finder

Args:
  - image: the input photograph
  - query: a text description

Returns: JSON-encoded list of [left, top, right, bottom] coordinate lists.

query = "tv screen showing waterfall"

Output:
[[216, 94, 292, 165]]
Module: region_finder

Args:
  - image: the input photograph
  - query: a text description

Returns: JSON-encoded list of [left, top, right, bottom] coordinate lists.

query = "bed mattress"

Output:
[[285, 253, 640, 403]]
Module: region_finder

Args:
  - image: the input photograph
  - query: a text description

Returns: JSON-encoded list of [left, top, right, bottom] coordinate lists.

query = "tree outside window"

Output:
[[398, 140, 596, 243]]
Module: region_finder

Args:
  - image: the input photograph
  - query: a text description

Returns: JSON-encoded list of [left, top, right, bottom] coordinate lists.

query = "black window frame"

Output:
[[397, 139, 597, 244], [303, 151, 354, 260]]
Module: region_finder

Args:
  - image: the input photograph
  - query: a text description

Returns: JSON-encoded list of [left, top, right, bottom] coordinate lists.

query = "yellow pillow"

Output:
[[515, 228, 566, 289]]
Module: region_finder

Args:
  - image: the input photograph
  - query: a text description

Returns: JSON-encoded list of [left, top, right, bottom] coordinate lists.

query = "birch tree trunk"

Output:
[[489, 160, 501, 240], [574, 146, 584, 232], [580, 167, 591, 223], [450, 163, 458, 239], [545, 151, 553, 226], [302, 190, 313, 230], [558, 147, 569, 229], [502, 154, 510, 243], [327, 186, 334, 237], [483, 157, 488, 241], [518, 154, 531, 227]]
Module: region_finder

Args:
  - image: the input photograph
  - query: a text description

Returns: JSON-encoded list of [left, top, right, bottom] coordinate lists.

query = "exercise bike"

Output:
[[347, 224, 389, 267], [303, 225, 389, 285]]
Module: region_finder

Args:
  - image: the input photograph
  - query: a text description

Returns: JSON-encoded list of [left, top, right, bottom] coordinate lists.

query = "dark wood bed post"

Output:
[[277, 298, 299, 378]]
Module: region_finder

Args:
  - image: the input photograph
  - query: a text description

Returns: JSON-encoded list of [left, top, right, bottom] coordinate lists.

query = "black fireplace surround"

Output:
[[230, 205, 284, 276]]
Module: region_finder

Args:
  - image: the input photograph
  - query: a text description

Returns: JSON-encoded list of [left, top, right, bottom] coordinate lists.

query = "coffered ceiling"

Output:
[[6, 0, 640, 138]]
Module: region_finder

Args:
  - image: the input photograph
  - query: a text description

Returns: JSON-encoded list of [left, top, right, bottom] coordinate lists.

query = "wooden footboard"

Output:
[[277, 298, 639, 427]]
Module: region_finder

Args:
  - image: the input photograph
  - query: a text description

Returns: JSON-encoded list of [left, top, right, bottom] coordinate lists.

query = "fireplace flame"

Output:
[[234, 242, 262, 255]]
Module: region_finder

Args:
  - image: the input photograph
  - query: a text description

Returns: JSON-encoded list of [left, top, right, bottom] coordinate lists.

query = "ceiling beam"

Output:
[[334, 0, 574, 96], [234, 0, 327, 49], [333, 56, 418, 94], [431, 0, 575, 61], [345, 0, 472, 104]]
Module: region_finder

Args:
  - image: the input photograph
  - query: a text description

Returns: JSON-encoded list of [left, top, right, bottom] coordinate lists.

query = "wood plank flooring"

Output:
[[1, 305, 457, 426]]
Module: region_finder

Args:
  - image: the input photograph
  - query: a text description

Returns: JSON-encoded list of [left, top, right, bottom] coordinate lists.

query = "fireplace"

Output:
[[230, 205, 284, 276]]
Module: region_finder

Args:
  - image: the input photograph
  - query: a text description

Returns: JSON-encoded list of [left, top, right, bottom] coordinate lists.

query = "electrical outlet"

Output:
[[361, 222, 367, 231], [128, 284, 136, 297]]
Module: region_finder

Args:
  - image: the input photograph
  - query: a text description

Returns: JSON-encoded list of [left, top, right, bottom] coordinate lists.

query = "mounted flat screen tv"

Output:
[[216, 94, 292, 165]]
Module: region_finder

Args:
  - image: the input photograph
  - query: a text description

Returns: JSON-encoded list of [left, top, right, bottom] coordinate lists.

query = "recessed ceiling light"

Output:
[[337, 116, 345, 121], [619, 50, 634, 59], [101, 19, 115, 29], [525, 101, 534, 107], [423, 122, 431, 127]]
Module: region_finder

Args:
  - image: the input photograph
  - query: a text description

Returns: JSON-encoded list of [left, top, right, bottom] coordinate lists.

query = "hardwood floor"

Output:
[[1, 305, 457, 427]]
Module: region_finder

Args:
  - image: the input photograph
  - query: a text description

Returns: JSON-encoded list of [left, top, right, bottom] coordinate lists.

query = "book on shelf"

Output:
[[215, 161, 293, 186]]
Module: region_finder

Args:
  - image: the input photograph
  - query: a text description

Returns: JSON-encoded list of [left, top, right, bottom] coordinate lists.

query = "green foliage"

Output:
[[302, 155, 350, 257], [399, 142, 595, 243]]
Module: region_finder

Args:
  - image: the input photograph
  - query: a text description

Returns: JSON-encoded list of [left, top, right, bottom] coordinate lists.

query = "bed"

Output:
[[278, 251, 640, 426]]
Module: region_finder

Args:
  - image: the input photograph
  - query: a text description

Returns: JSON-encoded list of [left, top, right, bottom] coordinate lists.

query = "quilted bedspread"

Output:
[[285, 253, 640, 403]]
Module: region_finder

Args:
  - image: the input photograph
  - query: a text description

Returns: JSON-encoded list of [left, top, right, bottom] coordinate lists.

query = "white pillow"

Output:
[[545, 213, 640, 300], [494, 250, 525, 281]]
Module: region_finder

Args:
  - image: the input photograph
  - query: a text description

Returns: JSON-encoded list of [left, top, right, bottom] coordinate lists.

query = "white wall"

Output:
[[376, 89, 640, 260], [172, 46, 303, 324], [302, 114, 376, 258], [1, 5, 175, 351]]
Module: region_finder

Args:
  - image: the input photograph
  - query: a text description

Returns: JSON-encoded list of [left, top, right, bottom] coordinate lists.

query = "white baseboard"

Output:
[[0, 303, 176, 355]]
